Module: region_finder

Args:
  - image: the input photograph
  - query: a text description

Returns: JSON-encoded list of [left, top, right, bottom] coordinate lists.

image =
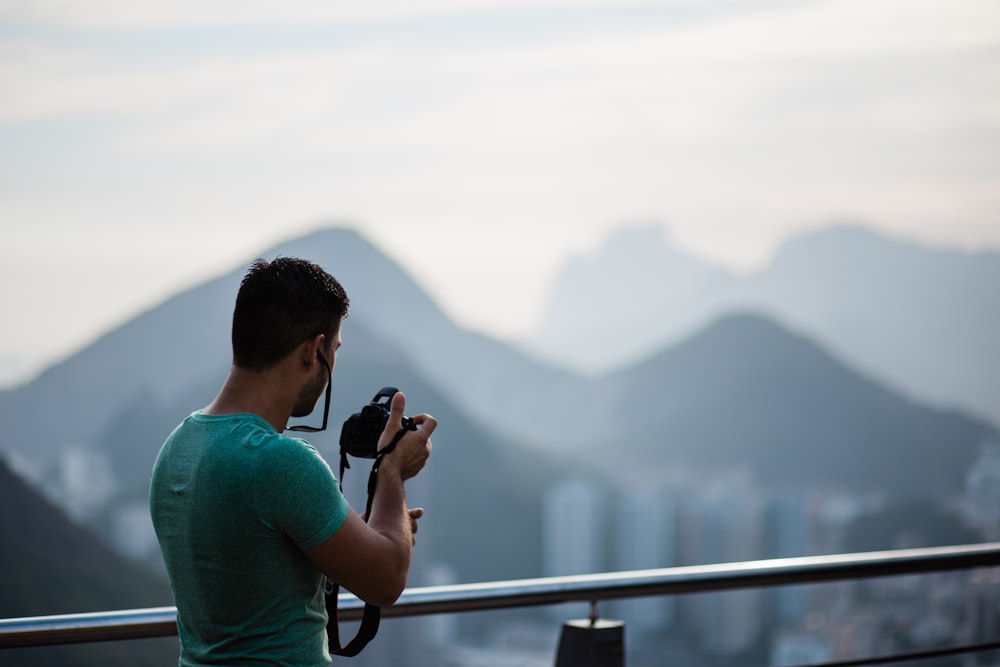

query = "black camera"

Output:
[[339, 387, 416, 459]]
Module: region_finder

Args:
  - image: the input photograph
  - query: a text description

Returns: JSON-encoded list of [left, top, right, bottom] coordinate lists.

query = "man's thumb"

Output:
[[390, 391, 406, 424]]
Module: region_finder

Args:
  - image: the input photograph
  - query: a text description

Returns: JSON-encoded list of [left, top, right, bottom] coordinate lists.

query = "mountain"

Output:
[[523, 224, 1000, 427], [591, 313, 997, 497], [0, 228, 579, 469], [3, 225, 994, 501], [0, 271, 238, 466], [0, 237, 561, 659], [0, 228, 572, 636], [1, 225, 995, 599], [524, 224, 736, 375], [264, 230, 584, 446], [6, 224, 998, 665], [740, 226, 1000, 426], [91, 314, 553, 587], [0, 456, 177, 667]]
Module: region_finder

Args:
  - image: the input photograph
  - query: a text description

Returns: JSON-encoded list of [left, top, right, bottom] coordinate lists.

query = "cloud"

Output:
[[5, 0, 996, 135], [1, 0, 999, 385], [1, 0, 998, 256], [0, 0, 687, 29]]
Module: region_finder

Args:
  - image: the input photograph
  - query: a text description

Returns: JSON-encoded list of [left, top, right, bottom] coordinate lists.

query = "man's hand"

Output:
[[408, 507, 424, 545], [377, 392, 434, 481], [305, 392, 434, 606]]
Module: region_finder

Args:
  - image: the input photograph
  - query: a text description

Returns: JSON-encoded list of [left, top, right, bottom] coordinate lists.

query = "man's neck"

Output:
[[204, 365, 293, 432]]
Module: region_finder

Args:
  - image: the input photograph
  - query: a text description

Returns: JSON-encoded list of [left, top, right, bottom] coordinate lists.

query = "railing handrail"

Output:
[[3, 542, 1000, 649]]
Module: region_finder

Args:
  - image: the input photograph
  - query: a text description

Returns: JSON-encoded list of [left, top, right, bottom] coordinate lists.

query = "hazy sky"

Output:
[[2, 0, 999, 387]]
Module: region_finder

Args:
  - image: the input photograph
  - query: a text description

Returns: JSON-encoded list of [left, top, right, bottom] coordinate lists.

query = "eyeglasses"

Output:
[[288, 349, 332, 433]]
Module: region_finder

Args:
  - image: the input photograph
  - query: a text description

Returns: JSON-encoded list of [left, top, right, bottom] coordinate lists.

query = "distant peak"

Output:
[[262, 225, 382, 260], [698, 311, 793, 339], [601, 224, 670, 256], [773, 223, 979, 262], [276, 224, 368, 247]]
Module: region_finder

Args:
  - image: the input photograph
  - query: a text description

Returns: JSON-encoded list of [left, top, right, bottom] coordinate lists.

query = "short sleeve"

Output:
[[255, 437, 350, 551]]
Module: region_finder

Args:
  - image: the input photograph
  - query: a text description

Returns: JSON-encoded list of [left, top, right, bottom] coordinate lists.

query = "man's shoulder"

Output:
[[178, 411, 279, 444], [259, 432, 327, 470], [160, 412, 291, 463], [162, 411, 328, 473]]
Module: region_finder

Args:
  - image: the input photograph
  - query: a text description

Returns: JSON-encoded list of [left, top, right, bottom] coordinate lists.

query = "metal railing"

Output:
[[3, 542, 1000, 659]]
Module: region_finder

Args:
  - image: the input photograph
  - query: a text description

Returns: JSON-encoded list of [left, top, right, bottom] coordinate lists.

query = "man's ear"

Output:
[[301, 333, 326, 365]]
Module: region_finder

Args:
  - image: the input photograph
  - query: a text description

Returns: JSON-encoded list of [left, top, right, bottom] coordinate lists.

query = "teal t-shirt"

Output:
[[149, 412, 350, 667]]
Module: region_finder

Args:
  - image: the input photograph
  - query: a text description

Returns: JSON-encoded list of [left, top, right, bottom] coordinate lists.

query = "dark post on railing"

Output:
[[554, 599, 625, 667]]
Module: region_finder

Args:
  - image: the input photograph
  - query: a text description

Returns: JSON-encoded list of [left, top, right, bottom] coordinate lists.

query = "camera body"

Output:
[[340, 387, 416, 459]]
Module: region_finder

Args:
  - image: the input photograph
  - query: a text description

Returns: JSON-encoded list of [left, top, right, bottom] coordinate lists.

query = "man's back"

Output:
[[150, 411, 349, 666]]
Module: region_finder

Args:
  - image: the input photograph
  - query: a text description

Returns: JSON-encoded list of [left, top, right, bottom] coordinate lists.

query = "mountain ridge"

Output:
[[3, 225, 994, 493], [524, 223, 1000, 426], [594, 312, 996, 496], [1, 225, 995, 596]]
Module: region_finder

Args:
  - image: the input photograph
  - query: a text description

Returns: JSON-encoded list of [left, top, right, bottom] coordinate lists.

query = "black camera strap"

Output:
[[326, 425, 412, 657], [324, 581, 379, 657]]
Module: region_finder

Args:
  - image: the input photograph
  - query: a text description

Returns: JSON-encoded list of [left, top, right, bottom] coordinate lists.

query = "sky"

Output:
[[1, 0, 999, 388]]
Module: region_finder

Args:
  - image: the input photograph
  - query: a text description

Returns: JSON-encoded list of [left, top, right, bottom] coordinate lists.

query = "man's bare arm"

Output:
[[305, 393, 434, 606]]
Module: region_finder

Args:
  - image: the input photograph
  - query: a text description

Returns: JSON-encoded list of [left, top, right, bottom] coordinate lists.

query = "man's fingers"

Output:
[[409, 507, 424, 545], [389, 391, 406, 426], [412, 413, 438, 437]]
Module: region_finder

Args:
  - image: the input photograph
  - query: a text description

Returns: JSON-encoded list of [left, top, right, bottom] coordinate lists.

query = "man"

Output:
[[150, 257, 434, 666]]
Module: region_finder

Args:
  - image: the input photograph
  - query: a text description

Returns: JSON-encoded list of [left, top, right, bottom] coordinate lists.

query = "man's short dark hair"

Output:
[[232, 257, 350, 370]]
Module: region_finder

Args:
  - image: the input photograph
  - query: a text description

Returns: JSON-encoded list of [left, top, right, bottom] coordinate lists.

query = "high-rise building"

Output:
[[611, 486, 676, 633], [770, 630, 833, 666], [964, 440, 1000, 539], [682, 472, 765, 655], [765, 491, 816, 628], [543, 477, 606, 620]]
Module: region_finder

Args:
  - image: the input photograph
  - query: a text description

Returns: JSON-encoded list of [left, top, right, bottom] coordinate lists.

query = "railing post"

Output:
[[553, 601, 625, 667]]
